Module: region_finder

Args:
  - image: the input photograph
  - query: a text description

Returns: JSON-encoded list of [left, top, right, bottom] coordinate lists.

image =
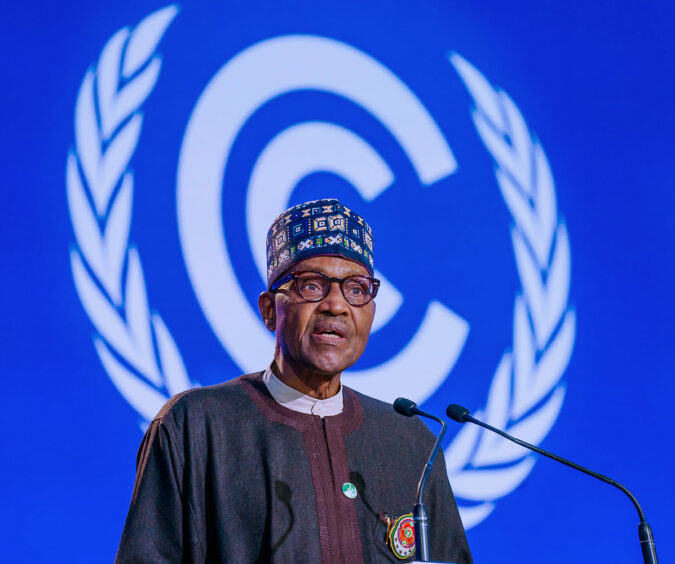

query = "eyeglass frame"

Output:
[[270, 270, 381, 306]]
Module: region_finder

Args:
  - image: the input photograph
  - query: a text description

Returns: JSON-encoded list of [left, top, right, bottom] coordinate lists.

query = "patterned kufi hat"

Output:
[[266, 199, 375, 289]]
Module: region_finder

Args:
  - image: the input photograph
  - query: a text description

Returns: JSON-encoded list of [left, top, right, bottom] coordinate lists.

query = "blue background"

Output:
[[1, 1, 673, 562]]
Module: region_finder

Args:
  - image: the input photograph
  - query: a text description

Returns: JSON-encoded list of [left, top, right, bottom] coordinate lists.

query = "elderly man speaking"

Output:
[[116, 199, 472, 563]]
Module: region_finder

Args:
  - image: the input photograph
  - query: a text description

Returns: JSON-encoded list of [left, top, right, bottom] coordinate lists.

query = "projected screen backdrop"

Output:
[[1, 2, 673, 562]]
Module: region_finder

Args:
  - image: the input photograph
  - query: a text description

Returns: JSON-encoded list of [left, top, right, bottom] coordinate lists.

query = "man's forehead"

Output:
[[289, 256, 370, 277]]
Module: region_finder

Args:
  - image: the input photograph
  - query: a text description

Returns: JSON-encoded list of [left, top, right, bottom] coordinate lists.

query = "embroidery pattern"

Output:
[[266, 199, 374, 285]]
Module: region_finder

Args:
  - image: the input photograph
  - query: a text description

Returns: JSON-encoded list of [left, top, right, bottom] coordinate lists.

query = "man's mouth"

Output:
[[312, 326, 347, 341]]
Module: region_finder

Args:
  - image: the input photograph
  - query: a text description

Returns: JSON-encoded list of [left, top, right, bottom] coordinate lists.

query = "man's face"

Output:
[[264, 256, 375, 377]]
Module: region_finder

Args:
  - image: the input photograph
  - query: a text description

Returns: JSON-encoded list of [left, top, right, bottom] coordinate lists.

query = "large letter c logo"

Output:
[[177, 35, 468, 403]]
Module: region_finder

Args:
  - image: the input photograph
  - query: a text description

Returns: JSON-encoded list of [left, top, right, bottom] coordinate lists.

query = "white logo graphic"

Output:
[[445, 54, 575, 527], [177, 34, 468, 404], [66, 6, 188, 421], [66, 6, 574, 528]]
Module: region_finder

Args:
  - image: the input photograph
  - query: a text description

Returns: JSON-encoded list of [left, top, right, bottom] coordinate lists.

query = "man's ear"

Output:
[[258, 292, 276, 332]]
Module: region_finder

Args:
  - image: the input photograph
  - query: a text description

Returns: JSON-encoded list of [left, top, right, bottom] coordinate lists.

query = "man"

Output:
[[116, 199, 472, 563]]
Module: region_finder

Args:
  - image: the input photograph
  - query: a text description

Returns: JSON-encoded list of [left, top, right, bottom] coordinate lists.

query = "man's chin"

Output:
[[304, 356, 354, 378]]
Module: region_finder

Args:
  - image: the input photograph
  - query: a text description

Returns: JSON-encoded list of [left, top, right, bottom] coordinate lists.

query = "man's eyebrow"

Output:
[[302, 269, 364, 277]]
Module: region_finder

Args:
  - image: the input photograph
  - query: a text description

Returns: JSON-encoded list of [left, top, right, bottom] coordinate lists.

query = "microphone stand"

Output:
[[394, 397, 447, 562], [414, 414, 446, 562], [447, 404, 658, 564]]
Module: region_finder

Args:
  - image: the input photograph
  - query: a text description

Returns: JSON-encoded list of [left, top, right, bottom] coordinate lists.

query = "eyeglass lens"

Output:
[[295, 273, 375, 306]]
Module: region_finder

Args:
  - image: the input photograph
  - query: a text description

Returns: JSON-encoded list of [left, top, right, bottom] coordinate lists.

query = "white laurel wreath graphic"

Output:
[[66, 8, 574, 530], [66, 5, 193, 423], [446, 54, 576, 528]]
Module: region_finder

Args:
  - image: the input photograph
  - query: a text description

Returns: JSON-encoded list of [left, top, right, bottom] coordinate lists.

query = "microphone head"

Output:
[[446, 404, 470, 423], [393, 397, 418, 417]]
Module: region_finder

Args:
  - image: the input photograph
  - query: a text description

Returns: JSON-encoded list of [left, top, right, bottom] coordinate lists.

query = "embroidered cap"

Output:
[[266, 199, 374, 289]]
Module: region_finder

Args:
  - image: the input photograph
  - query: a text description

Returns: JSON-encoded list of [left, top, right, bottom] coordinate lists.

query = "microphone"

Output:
[[394, 398, 447, 562], [446, 404, 658, 564]]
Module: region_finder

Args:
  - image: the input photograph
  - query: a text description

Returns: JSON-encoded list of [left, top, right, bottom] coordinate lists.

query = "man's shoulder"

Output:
[[348, 388, 434, 441], [154, 372, 264, 424], [349, 388, 391, 415]]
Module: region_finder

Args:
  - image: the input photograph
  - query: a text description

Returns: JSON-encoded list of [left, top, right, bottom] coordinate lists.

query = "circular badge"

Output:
[[341, 482, 357, 499], [388, 513, 415, 560]]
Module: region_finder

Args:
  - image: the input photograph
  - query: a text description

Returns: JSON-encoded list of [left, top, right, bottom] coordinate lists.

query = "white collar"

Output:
[[262, 366, 344, 418]]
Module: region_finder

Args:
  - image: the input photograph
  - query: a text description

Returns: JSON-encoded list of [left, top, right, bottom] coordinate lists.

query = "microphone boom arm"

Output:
[[448, 404, 658, 564], [466, 413, 645, 521], [416, 413, 447, 505], [393, 397, 448, 562]]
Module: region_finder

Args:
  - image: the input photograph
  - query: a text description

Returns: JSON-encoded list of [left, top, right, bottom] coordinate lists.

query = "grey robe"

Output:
[[115, 372, 472, 563]]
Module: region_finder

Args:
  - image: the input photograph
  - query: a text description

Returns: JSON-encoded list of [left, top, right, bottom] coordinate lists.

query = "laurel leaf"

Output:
[[123, 5, 178, 78], [485, 386, 566, 465], [451, 456, 536, 501], [71, 250, 142, 371], [124, 248, 161, 384], [98, 114, 142, 212], [543, 224, 571, 340], [499, 91, 533, 196], [483, 354, 511, 429], [66, 152, 113, 300], [445, 415, 482, 474], [95, 338, 166, 421], [473, 354, 513, 465], [74, 71, 107, 216], [530, 312, 575, 404], [532, 143, 557, 257], [103, 172, 133, 306], [506, 385, 565, 448], [457, 503, 495, 530], [449, 53, 505, 131], [107, 58, 162, 135], [97, 28, 128, 140], [473, 111, 520, 183], [497, 170, 547, 269], [475, 435, 530, 467], [152, 313, 191, 396], [511, 228, 548, 345], [512, 296, 536, 418], [513, 224, 571, 351]]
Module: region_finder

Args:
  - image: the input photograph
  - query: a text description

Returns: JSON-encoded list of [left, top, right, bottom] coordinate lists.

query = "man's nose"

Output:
[[318, 281, 349, 314]]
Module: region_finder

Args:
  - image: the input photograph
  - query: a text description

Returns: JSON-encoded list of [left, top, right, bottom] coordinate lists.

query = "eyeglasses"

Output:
[[270, 271, 380, 307]]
